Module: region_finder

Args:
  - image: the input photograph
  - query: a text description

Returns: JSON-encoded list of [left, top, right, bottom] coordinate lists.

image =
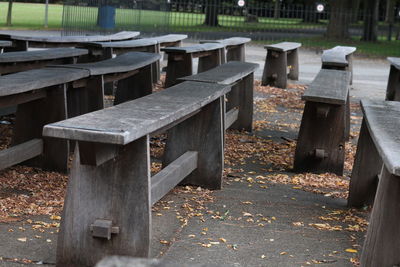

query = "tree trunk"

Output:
[[303, 0, 318, 23], [204, 0, 220, 26], [327, 0, 352, 39], [362, 0, 380, 41], [351, 0, 361, 23], [6, 0, 13, 26], [274, 0, 280, 19], [385, 0, 395, 23]]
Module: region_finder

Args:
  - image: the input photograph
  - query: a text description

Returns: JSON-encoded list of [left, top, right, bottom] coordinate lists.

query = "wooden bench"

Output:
[[0, 48, 88, 75], [385, 57, 400, 101], [347, 100, 400, 266], [161, 43, 225, 87], [42, 81, 230, 266], [0, 40, 12, 52], [179, 61, 259, 132], [321, 46, 356, 85], [0, 67, 89, 172], [261, 42, 301, 88], [0, 31, 140, 52], [294, 69, 351, 175], [145, 34, 187, 47], [200, 37, 252, 62]]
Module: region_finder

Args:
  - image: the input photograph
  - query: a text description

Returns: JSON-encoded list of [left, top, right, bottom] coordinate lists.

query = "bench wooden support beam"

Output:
[[163, 97, 224, 190], [56, 137, 151, 267], [226, 44, 246, 62], [348, 119, 382, 207], [225, 108, 239, 130], [262, 50, 288, 88], [151, 151, 198, 205], [165, 53, 193, 87], [360, 165, 400, 266], [0, 139, 43, 170], [385, 64, 400, 101]]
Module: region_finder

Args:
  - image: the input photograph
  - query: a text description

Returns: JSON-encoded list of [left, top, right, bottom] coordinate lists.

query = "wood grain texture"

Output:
[[261, 50, 288, 88], [145, 34, 188, 46], [264, 42, 301, 52], [165, 53, 193, 87], [43, 81, 231, 145], [83, 39, 157, 49], [321, 46, 356, 67], [161, 43, 224, 54], [0, 139, 43, 171], [56, 137, 151, 266], [197, 49, 222, 73], [163, 97, 224, 190], [0, 48, 88, 63], [385, 64, 400, 101]]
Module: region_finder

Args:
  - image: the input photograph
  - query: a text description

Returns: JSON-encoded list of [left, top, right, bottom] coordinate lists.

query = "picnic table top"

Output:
[[322, 46, 357, 66], [362, 99, 400, 176], [43, 81, 231, 145], [161, 43, 225, 54], [51, 52, 161, 76], [0, 48, 88, 63], [302, 69, 350, 105], [264, 42, 301, 52], [388, 57, 400, 70]]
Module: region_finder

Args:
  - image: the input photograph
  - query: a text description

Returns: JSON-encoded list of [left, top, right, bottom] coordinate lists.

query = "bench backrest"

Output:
[[322, 46, 356, 67], [51, 52, 161, 76], [43, 81, 230, 145], [388, 57, 400, 70], [302, 69, 350, 105], [0, 48, 88, 63], [179, 61, 258, 85], [161, 43, 224, 54], [264, 42, 301, 52], [361, 100, 400, 176]]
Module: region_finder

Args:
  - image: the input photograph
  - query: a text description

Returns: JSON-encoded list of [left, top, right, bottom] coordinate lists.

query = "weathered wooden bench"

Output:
[[346, 100, 400, 266], [261, 42, 301, 88], [145, 34, 188, 47], [161, 43, 225, 87], [179, 61, 259, 132], [51, 52, 161, 117], [200, 37, 251, 62], [0, 40, 12, 52], [0, 48, 88, 75], [42, 81, 229, 266], [0, 31, 140, 52], [385, 57, 400, 101], [321, 46, 356, 85], [0, 67, 89, 172], [294, 69, 351, 175]]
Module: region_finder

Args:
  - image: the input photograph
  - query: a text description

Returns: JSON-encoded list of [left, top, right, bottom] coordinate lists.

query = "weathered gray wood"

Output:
[[145, 34, 187, 47], [0, 40, 12, 48], [0, 48, 88, 63], [2, 40, 28, 52], [225, 108, 239, 130], [348, 119, 382, 208], [361, 100, 400, 176], [200, 37, 251, 62], [161, 43, 224, 54], [360, 165, 400, 266], [151, 151, 198, 205], [0, 139, 43, 170], [321, 46, 356, 67], [165, 53, 193, 87], [386, 57, 400, 101], [264, 42, 301, 52], [56, 137, 151, 266], [43, 81, 231, 145], [163, 97, 224, 190], [78, 141, 119, 166], [197, 49, 223, 73], [302, 69, 351, 105], [84, 39, 158, 49], [96, 256, 219, 267], [287, 48, 299, 80], [0, 90, 47, 108]]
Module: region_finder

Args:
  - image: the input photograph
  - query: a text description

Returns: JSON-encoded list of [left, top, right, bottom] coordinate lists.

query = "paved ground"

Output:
[[0, 30, 390, 266]]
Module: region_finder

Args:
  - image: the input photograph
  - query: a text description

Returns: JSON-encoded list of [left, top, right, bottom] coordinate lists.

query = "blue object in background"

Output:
[[98, 5, 116, 29]]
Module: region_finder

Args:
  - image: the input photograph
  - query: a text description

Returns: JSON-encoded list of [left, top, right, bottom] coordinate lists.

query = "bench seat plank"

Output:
[[179, 61, 258, 84], [0, 40, 12, 48], [161, 43, 224, 54], [388, 57, 400, 70], [52, 52, 161, 76], [43, 81, 230, 145], [0, 67, 89, 96], [201, 37, 251, 46], [145, 34, 187, 46], [85, 39, 158, 49], [362, 100, 400, 176], [264, 42, 301, 52], [322, 46, 357, 67], [302, 69, 350, 105], [0, 48, 88, 63]]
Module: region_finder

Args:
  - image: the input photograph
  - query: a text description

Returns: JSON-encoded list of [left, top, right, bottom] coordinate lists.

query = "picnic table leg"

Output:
[[385, 66, 400, 101], [165, 53, 193, 87], [226, 44, 246, 62], [12, 84, 69, 172], [293, 101, 345, 175], [348, 119, 382, 207], [57, 138, 151, 266], [114, 65, 153, 105], [360, 165, 400, 266], [198, 50, 222, 73], [261, 50, 288, 88], [287, 49, 299, 81], [163, 97, 224, 190]]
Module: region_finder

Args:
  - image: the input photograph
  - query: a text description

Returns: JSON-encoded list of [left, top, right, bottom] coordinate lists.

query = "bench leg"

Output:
[[261, 50, 287, 88], [228, 73, 253, 132], [153, 43, 161, 83], [345, 92, 350, 141], [163, 97, 224, 190], [360, 165, 400, 267], [287, 49, 299, 81], [198, 50, 222, 73], [12, 84, 69, 172], [165, 53, 193, 87], [348, 119, 382, 207], [57, 138, 151, 266], [226, 44, 245, 62], [385, 66, 400, 101], [114, 65, 153, 105], [4, 40, 28, 52], [347, 54, 354, 85], [293, 101, 345, 175]]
